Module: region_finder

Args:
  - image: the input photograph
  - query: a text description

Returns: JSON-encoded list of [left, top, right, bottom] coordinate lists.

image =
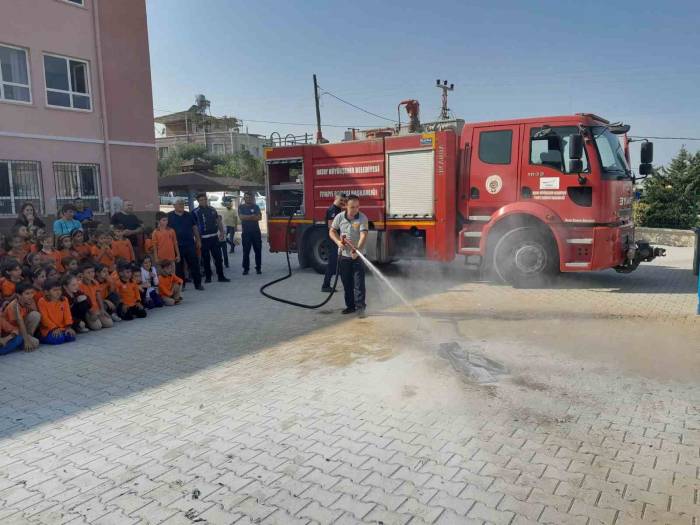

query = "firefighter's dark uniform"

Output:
[[193, 205, 226, 282], [239, 203, 262, 274], [322, 203, 343, 290]]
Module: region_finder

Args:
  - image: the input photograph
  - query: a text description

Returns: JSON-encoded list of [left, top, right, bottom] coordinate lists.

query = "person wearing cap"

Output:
[[193, 193, 229, 283], [167, 199, 203, 290], [321, 192, 347, 292]]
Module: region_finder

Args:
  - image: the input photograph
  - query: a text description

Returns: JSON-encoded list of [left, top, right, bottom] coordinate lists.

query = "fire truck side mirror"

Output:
[[569, 159, 584, 174], [568, 134, 584, 160], [640, 141, 654, 164], [639, 163, 653, 176]]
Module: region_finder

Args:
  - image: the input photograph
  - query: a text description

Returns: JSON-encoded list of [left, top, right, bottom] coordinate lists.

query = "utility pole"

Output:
[[436, 79, 454, 120], [313, 74, 325, 144]]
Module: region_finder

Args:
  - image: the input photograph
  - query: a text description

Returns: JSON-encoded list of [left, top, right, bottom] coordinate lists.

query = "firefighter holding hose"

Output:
[[330, 194, 368, 318]]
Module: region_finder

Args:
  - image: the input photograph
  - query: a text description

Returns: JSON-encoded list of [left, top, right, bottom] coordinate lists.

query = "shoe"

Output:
[[77, 321, 89, 333], [321, 286, 333, 293], [256, 269, 262, 275], [195, 285, 205, 291], [111, 313, 122, 322], [357, 308, 367, 319], [204, 277, 212, 283], [217, 277, 231, 283], [243, 270, 249, 275], [341, 307, 356, 314]]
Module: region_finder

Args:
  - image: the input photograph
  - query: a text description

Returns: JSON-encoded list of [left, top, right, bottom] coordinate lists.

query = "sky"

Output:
[[146, 0, 700, 167]]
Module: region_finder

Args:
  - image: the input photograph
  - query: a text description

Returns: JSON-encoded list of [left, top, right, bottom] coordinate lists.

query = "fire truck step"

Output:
[[564, 262, 590, 268], [468, 215, 491, 221], [566, 238, 593, 244], [463, 231, 482, 238]]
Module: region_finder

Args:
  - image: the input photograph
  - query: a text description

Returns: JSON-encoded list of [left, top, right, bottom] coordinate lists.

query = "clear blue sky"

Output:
[[146, 0, 700, 167]]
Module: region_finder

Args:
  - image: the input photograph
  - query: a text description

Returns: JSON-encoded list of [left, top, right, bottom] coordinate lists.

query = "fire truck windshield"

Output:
[[591, 127, 631, 176]]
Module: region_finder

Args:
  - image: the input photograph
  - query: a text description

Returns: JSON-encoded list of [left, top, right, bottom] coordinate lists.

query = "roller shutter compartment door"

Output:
[[387, 149, 435, 218]]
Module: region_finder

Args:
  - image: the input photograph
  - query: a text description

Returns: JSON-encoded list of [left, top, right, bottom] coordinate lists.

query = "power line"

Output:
[[629, 135, 700, 141], [319, 87, 397, 123]]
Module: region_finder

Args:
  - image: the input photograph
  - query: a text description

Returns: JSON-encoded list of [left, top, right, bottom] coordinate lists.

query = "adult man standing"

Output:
[[238, 192, 262, 275], [221, 198, 239, 254], [73, 198, 94, 224], [167, 199, 203, 291], [329, 195, 369, 318], [321, 192, 346, 292], [193, 193, 229, 283], [111, 200, 143, 254]]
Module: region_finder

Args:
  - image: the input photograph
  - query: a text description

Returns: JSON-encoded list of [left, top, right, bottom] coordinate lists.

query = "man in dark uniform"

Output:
[[193, 193, 230, 283], [322, 192, 347, 292], [238, 191, 263, 275], [167, 198, 203, 290]]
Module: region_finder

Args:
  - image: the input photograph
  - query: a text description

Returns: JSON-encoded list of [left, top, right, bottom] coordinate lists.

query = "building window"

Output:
[[53, 162, 102, 212], [212, 143, 225, 155], [0, 160, 43, 215], [0, 44, 31, 103], [478, 130, 512, 165], [65, 0, 85, 5], [43, 54, 91, 110], [158, 146, 169, 159], [240, 144, 248, 152]]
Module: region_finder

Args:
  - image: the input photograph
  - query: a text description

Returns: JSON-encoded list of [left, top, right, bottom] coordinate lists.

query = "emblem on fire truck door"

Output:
[[485, 175, 503, 195]]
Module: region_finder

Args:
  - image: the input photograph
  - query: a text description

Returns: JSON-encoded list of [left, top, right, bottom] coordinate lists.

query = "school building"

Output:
[[0, 0, 158, 226]]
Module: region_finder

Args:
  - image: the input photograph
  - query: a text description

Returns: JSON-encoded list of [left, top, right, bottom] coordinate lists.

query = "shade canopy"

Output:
[[158, 171, 263, 193]]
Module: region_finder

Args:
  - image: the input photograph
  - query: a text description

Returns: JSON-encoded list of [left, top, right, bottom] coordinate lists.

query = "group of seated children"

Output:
[[0, 211, 184, 354]]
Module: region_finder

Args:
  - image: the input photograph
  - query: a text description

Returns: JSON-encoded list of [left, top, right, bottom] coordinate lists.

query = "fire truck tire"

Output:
[[492, 227, 558, 287], [307, 228, 334, 274]]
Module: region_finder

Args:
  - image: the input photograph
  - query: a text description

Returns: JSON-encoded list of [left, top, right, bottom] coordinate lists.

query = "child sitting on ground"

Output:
[[35, 234, 62, 269], [0, 259, 24, 301], [157, 259, 183, 306], [57, 234, 78, 261], [140, 255, 164, 308], [95, 264, 121, 322], [114, 261, 146, 320], [62, 273, 90, 333], [71, 230, 91, 261], [30, 266, 46, 304], [0, 308, 24, 355], [37, 278, 76, 345], [61, 256, 79, 275], [3, 282, 41, 352], [111, 225, 135, 263], [79, 263, 113, 330], [7, 234, 28, 263], [91, 230, 115, 270]]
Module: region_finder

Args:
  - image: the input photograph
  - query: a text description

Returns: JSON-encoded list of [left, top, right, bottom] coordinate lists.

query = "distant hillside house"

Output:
[[155, 100, 269, 160]]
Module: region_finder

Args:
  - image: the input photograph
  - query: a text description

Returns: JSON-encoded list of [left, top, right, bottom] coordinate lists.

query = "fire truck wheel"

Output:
[[307, 228, 334, 274], [492, 227, 558, 287]]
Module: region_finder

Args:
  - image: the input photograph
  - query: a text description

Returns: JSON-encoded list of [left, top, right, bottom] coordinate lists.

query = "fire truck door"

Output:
[[469, 126, 520, 206]]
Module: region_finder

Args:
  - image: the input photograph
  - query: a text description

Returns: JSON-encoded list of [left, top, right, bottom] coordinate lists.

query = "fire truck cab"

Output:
[[265, 112, 662, 286]]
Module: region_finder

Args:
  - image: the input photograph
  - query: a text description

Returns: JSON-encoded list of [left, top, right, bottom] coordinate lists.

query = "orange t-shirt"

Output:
[[0, 315, 18, 337], [115, 279, 140, 307], [91, 245, 115, 270], [0, 278, 17, 299], [3, 298, 34, 330], [152, 228, 178, 262], [158, 273, 183, 298], [144, 238, 154, 257], [37, 296, 73, 336], [78, 281, 101, 313], [112, 239, 134, 263], [98, 278, 114, 301], [35, 249, 62, 270], [74, 244, 92, 261], [33, 289, 43, 304]]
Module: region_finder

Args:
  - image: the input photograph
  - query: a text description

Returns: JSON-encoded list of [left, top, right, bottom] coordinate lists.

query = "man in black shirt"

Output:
[[167, 199, 203, 290], [238, 191, 263, 275], [193, 193, 230, 283], [111, 200, 143, 252], [322, 192, 346, 292]]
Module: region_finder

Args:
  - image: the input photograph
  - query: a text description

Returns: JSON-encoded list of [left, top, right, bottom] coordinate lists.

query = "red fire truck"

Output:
[[264, 110, 663, 285]]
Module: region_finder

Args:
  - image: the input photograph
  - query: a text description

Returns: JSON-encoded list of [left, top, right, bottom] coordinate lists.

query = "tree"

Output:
[[639, 147, 700, 229], [158, 144, 265, 184]]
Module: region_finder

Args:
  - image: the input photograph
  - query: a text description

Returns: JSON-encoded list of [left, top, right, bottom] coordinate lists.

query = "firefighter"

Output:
[[321, 192, 347, 292], [238, 191, 263, 275], [329, 194, 368, 318], [193, 193, 230, 283]]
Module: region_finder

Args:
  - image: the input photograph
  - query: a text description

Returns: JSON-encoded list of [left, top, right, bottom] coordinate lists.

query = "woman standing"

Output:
[[15, 203, 46, 236]]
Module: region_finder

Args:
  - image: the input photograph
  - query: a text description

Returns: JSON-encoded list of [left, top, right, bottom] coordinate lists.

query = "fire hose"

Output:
[[259, 213, 343, 309]]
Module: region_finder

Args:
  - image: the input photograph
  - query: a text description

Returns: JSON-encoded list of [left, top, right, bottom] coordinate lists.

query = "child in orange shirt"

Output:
[[7, 235, 28, 263], [0, 259, 24, 301], [30, 266, 46, 304], [91, 231, 115, 270], [157, 259, 183, 306], [114, 261, 146, 320], [152, 212, 180, 264], [112, 225, 135, 264], [57, 235, 78, 260], [61, 256, 79, 275], [0, 310, 23, 355], [35, 234, 62, 269], [79, 262, 113, 330], [71, 230, 92, 261], [37, 278, 76, 345], [95, 264, 121, 322], [3, 282, 41, 352], [143, 226, 154, 260]]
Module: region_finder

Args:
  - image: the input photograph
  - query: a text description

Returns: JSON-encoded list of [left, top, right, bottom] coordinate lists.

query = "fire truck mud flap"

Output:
[[614, 240, 666, 273]]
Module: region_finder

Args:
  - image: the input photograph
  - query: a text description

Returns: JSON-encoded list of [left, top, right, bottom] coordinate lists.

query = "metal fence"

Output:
[[53, 162, 103, 212], [0, 160, 43, 215]]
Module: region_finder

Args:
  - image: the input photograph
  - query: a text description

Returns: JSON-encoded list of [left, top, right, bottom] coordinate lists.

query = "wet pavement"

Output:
[[0, 246, 698, 524]]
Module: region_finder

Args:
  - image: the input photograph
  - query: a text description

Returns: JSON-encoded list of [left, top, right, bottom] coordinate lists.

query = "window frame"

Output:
[[0, 43, 32, 105], [58, 0, 87, 8], [52, 162, 103, 212], [158, 146, 169, 160], [42, 52, 92, 112], [478, 129, 513, 165], [0, 160, 44, 216], [212, 143, 225, 155], [528, 126, 591, 175]]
